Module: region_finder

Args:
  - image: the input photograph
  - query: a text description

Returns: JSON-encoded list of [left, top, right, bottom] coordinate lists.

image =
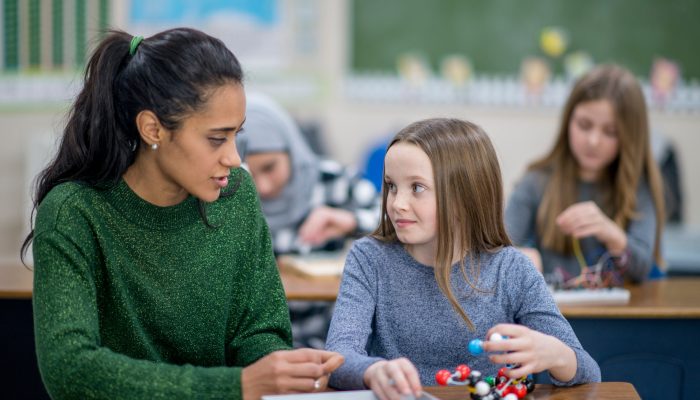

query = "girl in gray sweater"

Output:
[[505, 65, 666, 283], [326, 118, 600, 400]]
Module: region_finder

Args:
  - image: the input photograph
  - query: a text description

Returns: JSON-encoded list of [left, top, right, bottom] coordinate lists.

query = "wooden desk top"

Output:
[[278, 269, 700, 319], [279, 265, 342, 302], [5, 260, 699, 320], [559, 278, 700, 319], [425, 382, 639, 399], [0, 264, 33, 299]]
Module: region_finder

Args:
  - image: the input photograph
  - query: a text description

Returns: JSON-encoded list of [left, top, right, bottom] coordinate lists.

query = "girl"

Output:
[[23, 28, 341, 399], [325, 118, 600, 400], [505, 64, 665, 283]]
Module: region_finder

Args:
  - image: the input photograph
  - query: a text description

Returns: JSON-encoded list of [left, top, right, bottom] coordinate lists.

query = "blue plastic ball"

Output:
[[469, 339, 484, 355]]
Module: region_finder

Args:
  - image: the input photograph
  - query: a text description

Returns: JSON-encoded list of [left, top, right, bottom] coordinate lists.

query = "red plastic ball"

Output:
[[497, 367, 509, 378], [514, 384, 528, 399], [435, 369, 452, 386], [455, 364, 471, 381]]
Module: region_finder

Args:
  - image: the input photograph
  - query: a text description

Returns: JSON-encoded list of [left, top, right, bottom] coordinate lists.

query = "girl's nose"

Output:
[[392, 190, 409, 211]]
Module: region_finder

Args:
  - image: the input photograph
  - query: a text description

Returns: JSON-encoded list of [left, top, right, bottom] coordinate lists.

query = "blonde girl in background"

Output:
[[505, 64, 665, 283]]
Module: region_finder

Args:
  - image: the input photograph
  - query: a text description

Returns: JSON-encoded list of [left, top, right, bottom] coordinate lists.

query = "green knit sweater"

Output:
[[32, 168, 292, 399]]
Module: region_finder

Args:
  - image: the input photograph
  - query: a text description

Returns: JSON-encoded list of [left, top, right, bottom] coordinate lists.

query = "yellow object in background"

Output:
[[440, 54, 473, 86], [540, 27, 568, 58]]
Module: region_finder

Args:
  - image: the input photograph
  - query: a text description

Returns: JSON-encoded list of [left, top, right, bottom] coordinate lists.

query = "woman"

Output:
[[23, 28, 342, 399]]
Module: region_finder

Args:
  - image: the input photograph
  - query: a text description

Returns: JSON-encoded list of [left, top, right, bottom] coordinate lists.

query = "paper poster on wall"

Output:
[[128, 0, 285, 69]]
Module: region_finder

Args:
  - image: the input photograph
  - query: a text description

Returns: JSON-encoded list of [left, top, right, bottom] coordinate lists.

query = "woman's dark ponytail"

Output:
[[21, 28, 244, 262]]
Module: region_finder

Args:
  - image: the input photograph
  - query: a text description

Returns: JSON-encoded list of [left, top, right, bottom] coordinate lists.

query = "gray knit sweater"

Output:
[[325, 237, 600, 389], [505, 170, 657, 283]]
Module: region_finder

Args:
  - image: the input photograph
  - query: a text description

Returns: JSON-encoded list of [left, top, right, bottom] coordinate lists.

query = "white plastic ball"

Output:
[[475, 381, 491, 396]]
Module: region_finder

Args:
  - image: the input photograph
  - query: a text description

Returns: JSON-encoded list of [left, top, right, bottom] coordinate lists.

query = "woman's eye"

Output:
[[209, 138, 226, 146]]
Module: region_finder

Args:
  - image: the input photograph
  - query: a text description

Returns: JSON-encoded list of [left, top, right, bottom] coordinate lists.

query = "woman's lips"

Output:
[[214, 176, 228, 188]]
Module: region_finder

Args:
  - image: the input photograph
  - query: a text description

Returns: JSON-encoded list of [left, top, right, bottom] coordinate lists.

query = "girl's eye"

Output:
[[412, 184, 425, 193], [575, 118, 592, 131], [603, 129, 617, 138], [385, 182, 396, 192], [209, 138, 226, 146]]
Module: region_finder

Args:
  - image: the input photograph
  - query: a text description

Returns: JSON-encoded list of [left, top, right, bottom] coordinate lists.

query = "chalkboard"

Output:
[[351, 0, 700, 81]]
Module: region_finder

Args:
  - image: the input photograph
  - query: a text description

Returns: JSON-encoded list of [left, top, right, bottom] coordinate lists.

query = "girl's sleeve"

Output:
[[505, 172, 542, 247], [508, 253, 602, 386], [622, 182, 658, 282], [325, 244, 384, 389], [33, 228, 245, 400]]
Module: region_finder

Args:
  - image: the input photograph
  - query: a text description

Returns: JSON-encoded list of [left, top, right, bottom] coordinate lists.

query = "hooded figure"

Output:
[[240, 92, 379, 255], [239, 93, 380, 349], [242, 92, 320, 239]]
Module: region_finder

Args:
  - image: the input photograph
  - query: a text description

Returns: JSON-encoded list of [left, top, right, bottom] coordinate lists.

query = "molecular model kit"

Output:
[[435, 333, 535, 400]]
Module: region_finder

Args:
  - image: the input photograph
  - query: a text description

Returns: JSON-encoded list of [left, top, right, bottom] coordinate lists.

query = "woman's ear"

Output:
[[135, 110, 164, 147]]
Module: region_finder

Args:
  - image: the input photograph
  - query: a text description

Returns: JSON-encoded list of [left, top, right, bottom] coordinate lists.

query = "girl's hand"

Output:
[[241, 349, 344, 400], [556, 201, 627, 254], [482, 324, 576, 383], [363, 358, 422, 400], [298, 206, 357, 246]]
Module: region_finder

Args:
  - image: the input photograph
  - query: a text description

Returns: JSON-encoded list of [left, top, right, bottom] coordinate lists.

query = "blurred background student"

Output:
[[505, 64, 665, 284], [240, 93, 380, 348]]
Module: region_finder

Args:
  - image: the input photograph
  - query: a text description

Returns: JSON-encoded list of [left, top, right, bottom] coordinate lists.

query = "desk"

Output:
[[5, 264, 695, 400], [553, 279, 700, 400], [277, 274, 700, 400], [425, 382, 639, 399], [0, 265, 48, 399], [0, 263, 33, 299]]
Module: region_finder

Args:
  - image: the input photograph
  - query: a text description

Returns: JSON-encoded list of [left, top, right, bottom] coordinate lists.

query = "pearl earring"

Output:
[[151, 143, 158, 150]]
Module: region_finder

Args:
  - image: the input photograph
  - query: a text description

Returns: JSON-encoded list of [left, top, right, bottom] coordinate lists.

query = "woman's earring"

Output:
[[151, 143, 158, 150]]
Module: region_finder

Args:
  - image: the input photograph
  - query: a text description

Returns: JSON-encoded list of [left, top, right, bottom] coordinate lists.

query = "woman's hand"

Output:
[[298, 206, 357, 246], [241, 349, 344, 400], [556, 201, 627, 255], [482, 324, 576, 383], [363, 358, 422, 400]]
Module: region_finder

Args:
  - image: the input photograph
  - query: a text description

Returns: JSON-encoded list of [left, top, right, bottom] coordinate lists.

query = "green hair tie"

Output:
[[129, 35, 144, 56]]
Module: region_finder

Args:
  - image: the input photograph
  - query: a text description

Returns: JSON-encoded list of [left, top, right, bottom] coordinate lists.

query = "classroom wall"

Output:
[[1, 0, 698, 266], [2, 104, 698, 266]]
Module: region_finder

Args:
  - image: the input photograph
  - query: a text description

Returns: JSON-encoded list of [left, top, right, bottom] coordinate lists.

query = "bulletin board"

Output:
[[351, 0, 700, 80]]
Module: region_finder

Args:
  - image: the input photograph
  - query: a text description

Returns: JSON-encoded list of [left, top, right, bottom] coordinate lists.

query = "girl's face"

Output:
[[568, 99, 620, 181], [156, 83, 246, 204], [245, 151, 292, 200], [384, 142, 438, 263]]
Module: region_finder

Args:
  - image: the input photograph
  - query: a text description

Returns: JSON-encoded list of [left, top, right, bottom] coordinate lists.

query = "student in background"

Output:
[[23, 28, 342, 399], [240, 93, 380, 349], [241, 93, 379, 255], [505, 64, 665, 283], [326, 118, 600, 400]]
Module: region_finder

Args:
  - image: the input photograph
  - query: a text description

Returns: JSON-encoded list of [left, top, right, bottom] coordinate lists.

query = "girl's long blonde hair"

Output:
[[530, 65, 665, 265], [372, 118, 511, 331]]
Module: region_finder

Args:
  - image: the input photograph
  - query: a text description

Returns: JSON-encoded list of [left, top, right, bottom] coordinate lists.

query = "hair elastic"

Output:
[[129, 35, 144, 56]]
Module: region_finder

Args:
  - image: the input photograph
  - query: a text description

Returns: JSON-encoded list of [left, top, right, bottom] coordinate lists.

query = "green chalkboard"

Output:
[[352, 0, 700, 80]]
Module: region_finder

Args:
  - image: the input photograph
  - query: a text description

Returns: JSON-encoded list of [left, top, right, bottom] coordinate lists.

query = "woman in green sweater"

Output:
[[21, 28, 343, 399]]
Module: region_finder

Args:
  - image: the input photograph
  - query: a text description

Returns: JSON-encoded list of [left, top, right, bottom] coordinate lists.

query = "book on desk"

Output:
[[277, 251, 346, 278], [549, 287, 631, 305]]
